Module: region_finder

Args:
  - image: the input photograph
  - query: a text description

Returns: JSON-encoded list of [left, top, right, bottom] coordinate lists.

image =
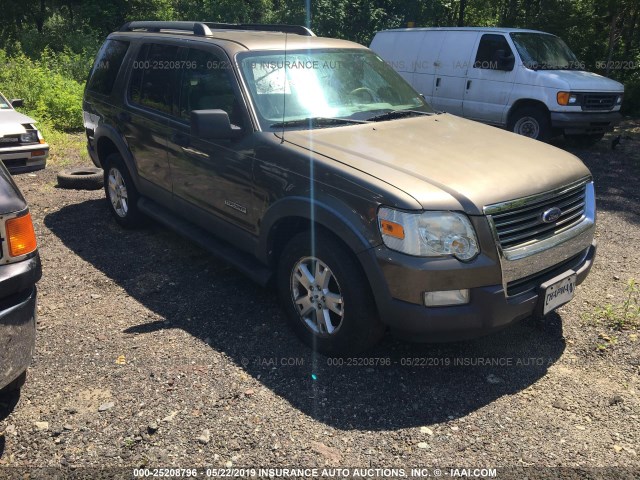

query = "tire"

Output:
[[57, 167, 104, 190], [103, 153, 142, 228], [564, 133, 604, 148], [0, 371, 26, 394], [508, 106, 551, 142], [276, 231, 385, 356]]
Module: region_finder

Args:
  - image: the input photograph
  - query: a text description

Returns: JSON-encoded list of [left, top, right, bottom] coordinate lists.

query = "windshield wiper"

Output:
[[270, 117, 365, 129], [365, 110, 434, 122]]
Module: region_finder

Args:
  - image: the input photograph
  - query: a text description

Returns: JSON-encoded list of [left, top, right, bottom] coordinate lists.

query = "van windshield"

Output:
[[0, 95, 10, 109], [238, 49, 432, 129], [510, 33, 581, 70]]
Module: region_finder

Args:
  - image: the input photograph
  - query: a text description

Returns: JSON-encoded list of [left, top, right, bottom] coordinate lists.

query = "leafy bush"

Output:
[[0, 47, 85, 131]]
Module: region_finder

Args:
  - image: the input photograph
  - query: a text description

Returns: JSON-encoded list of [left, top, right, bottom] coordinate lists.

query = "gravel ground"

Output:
[[0, 120, 638, 479]]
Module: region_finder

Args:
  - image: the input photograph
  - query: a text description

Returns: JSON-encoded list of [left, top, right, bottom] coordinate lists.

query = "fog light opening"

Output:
[[424, 289, 470, 307]]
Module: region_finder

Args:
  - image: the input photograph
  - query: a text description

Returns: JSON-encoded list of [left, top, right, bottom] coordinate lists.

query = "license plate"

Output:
[[543, 273, 576, 315]]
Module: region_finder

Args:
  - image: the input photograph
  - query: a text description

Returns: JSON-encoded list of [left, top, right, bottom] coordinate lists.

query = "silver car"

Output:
[[0, 93, 49, 173]]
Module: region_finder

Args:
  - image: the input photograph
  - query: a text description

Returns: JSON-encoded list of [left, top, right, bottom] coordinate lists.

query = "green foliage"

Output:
[[0, 48, 85, 131]]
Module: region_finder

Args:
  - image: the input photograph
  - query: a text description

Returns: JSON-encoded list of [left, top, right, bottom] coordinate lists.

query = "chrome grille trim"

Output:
[[484, 179, 596, 296], [487, 181, 588, 250]]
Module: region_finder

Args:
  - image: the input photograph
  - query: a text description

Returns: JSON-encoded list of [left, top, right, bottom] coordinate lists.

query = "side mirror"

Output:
[[10, 99, 24, 108], [191, 109, 242, 140], [494, 50, 515, 71]]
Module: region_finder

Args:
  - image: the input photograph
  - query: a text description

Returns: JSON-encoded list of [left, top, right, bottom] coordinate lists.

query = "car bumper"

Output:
[[550, 111, 622, 135], [359, 242, 596, 342], [0, 144, 49, 173], [0, 256, 41, 390]]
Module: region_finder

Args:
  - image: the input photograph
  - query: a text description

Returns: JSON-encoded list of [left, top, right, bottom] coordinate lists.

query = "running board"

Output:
[[138, 197, 273, 286]]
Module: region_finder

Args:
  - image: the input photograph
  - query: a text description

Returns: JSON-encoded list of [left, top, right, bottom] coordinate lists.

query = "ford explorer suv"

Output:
[[0, 162, 41, 393], [0, 93, 49, 173], [371, 27, 624, 145], [83, 22, 596, 355]]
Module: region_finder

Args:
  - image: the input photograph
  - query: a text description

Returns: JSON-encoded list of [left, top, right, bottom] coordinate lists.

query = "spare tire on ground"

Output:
[[57, 167, 104, 190]]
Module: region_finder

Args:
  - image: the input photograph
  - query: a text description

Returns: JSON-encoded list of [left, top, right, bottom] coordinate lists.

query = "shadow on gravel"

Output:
[[0, 390, 20, 458], [46, 199, 566, 431], [551, 125, 640, 227]]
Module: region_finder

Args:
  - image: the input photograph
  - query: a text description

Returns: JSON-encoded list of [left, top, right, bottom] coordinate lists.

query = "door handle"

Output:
[[435, 77, 441, 87], [466, 80, 472, 90], [117, 111, 131, 122]]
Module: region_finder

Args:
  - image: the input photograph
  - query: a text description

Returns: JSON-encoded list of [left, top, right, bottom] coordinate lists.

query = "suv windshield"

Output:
[[238, 49, 432, 129], [510, 33, 580, 70]]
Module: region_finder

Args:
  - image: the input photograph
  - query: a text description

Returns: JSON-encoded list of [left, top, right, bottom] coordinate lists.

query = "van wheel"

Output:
[[509, 106, 550, 142], [276, 231, 384, 356], [564, 133, 604, 148], [104, 153, 142, 228]]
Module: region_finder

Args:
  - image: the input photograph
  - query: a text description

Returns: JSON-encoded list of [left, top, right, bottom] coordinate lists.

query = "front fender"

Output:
[[257, 194, 382, 265]]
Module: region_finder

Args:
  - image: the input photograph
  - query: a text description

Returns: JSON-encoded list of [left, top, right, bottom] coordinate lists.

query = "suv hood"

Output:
[[0, 109, 35, 136], [283, 114, 592, 214]]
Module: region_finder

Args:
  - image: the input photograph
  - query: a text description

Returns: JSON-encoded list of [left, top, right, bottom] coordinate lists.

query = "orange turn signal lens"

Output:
[[380, 219, 405, 239], [557, 91, 570, 105], [6, 212, 37, 257]]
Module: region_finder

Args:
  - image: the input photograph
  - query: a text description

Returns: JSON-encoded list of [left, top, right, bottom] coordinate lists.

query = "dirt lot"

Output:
[[0, 120, 639, 479]]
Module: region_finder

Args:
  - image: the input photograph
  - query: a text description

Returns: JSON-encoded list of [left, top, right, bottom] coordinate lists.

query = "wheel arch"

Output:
[[94, 125, 140, 189], [507, 99, 550, 127], [258, 196, 381, 268]]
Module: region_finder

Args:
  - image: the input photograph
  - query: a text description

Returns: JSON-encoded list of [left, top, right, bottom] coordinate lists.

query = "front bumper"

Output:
[[0, 144, 49, 173], [359, 242, 596, 342], [0, 256, 41, 390], [550, 111, 622, 135]]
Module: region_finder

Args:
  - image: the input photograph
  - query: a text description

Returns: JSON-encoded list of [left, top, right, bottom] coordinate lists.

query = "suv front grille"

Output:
[[490, 184, 587, 250], [582, 93, 617, 111]]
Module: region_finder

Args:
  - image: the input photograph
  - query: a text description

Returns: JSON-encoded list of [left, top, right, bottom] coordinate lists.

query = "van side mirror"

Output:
[[191, 110, 242, 140], [10, 99, 24, 108], [494, 50, 515, 71]]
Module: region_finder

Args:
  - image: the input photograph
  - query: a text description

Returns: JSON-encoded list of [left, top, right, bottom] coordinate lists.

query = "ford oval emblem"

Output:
[[542, 207, 562, 223]]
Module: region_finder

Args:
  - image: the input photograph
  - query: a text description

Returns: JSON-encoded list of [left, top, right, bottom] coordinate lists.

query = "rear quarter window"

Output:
[[87, 39, 130, 96]]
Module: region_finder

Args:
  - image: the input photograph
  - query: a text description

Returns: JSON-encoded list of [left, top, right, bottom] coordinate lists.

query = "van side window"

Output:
[[87, 39, 130, 96], [474, 34, 514, 70], [129, 43, 180, 115], [178, 49, 243, 127]]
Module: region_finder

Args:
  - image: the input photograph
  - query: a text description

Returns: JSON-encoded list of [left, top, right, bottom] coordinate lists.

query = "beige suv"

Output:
[[83, 22, 596, 355]]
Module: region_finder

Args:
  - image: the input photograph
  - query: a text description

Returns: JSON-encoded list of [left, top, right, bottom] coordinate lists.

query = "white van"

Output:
[[370, 27, 624, 144]]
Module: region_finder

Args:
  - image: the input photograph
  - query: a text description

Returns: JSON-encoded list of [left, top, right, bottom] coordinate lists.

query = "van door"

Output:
[[371, 31, 423, 86], [431, 31, 478, 115], [463, 33, 517, 124], [412, 31, 446, 104]]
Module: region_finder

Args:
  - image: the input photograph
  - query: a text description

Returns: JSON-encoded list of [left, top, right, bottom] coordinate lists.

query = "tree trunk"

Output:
[[458, 0, 466, 27], [605, 6, 619, 75], [35, 0, 46, 33]]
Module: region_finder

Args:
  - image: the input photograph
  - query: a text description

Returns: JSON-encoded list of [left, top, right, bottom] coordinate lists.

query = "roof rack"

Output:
[[119, 21, 315, 37]]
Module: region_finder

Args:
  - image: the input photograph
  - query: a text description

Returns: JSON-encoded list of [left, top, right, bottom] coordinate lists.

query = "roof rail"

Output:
[[119, 21, 315, 37], [120, 21, 213, 36], [203, 23, 315, 36]]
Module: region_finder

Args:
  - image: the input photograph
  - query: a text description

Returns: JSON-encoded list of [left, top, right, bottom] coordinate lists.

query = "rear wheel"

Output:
[[104, 153, 142, 228], [276, 231, 384, 356], [508, 106, 551, 142]]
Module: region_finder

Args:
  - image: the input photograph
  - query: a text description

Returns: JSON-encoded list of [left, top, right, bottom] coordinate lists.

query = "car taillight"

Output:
[[6, 212, 37, 257]]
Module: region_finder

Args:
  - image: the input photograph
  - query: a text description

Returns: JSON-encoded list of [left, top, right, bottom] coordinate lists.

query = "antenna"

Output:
[[280, 32, 287, 143]]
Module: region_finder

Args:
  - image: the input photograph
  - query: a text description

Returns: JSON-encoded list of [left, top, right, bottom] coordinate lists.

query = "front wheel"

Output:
[[276, 231, 384, 356], [508, 106, 551, 142], [104, 153, 142, 228]]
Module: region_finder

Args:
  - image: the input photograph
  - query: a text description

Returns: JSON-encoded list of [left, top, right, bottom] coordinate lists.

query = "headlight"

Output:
[[557, 92, 580, 106], [378, 208, 479, 261], [19, 130, 39, 143], [616, 94, 623, 105]]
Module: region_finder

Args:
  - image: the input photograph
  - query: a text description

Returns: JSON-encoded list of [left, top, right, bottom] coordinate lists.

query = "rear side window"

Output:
[[474, 34, 513, 70], [129, 43, 180, 115], [87, 39, 130, 95]]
